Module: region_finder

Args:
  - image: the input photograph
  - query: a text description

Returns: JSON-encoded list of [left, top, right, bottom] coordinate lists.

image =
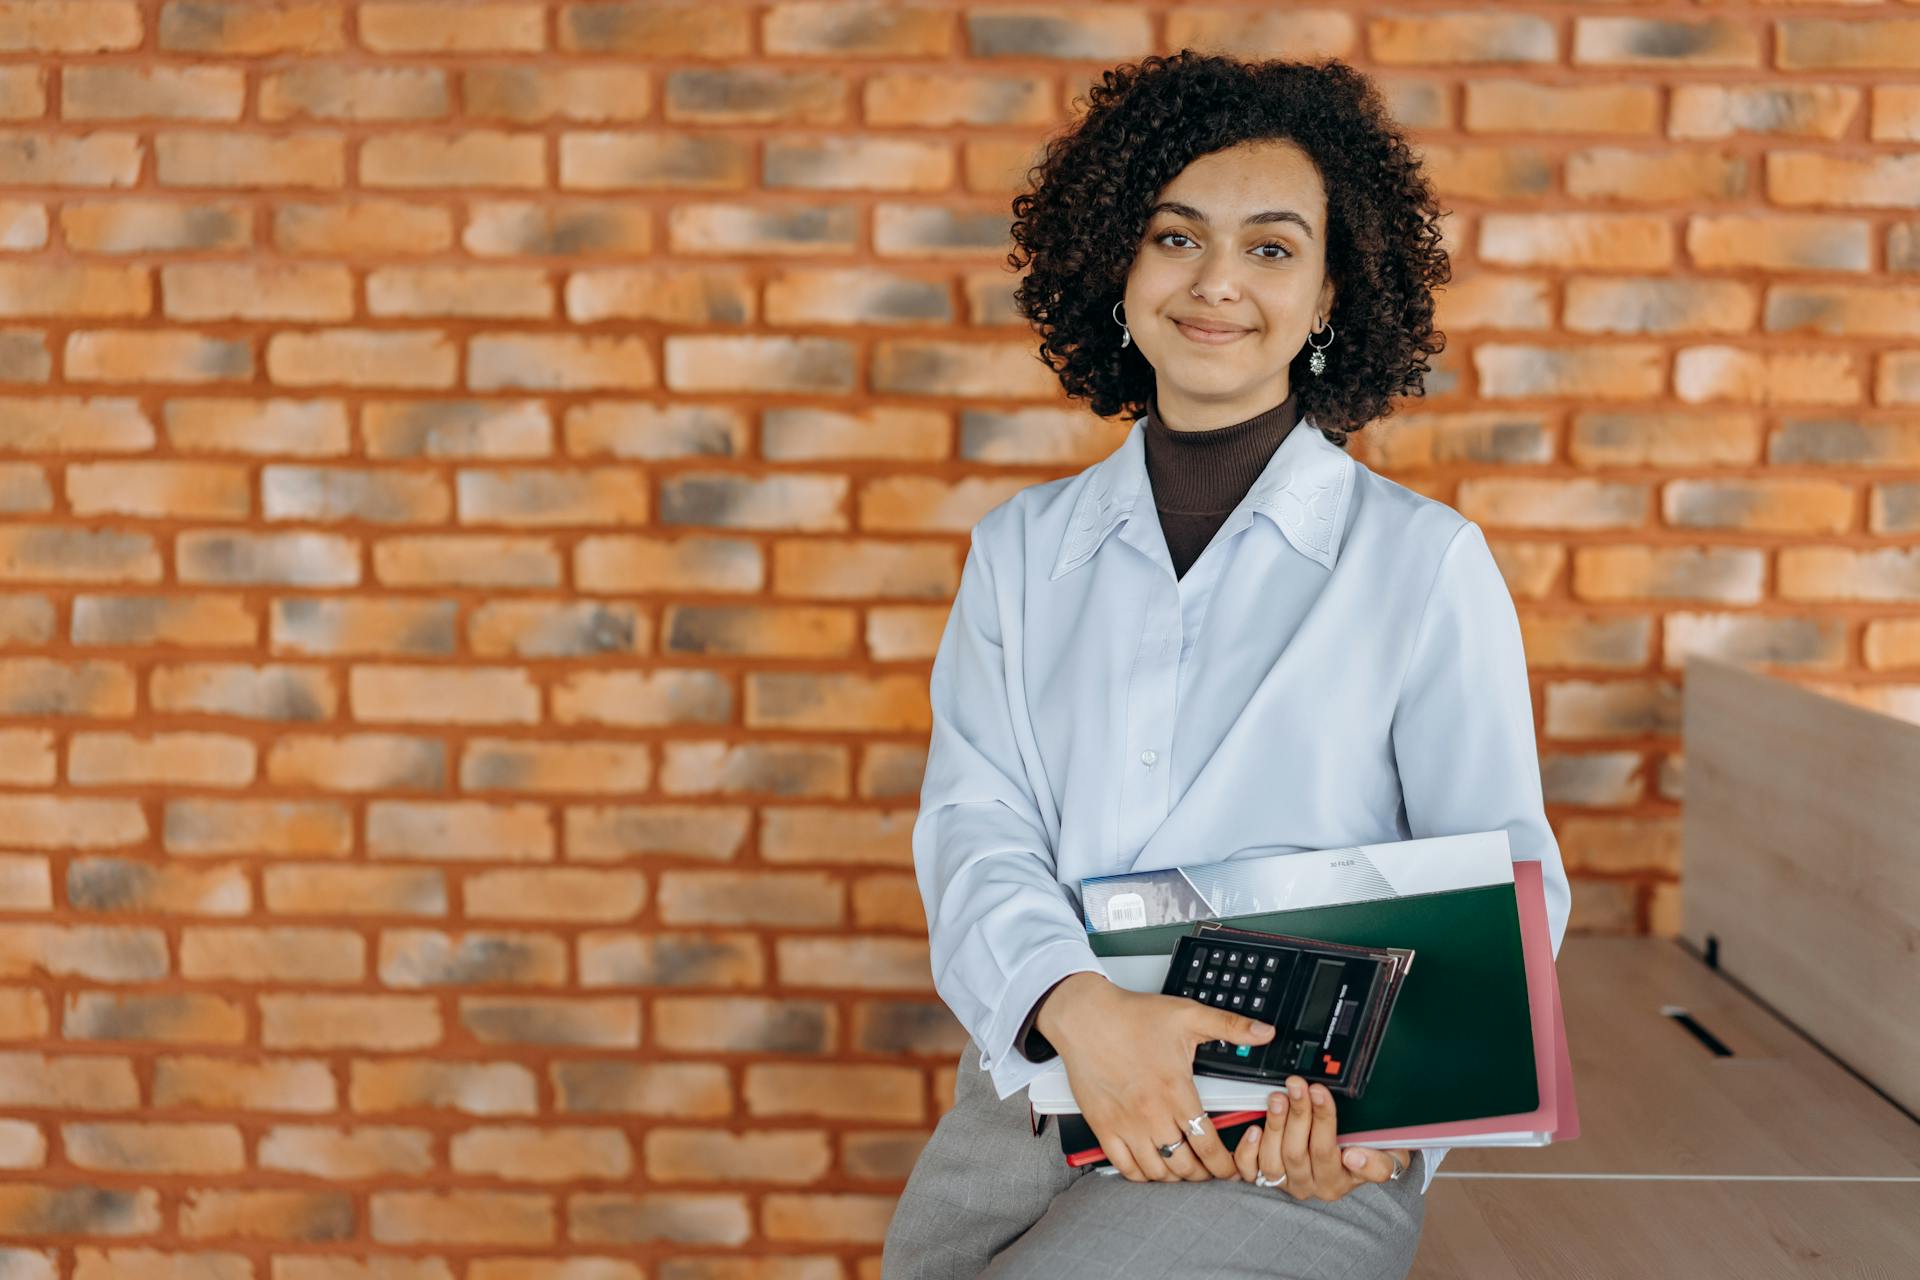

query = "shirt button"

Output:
[[1140, 749, 1158, 766]]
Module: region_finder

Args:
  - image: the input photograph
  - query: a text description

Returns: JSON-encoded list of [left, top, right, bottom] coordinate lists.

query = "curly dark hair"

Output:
[[1006, 50, 1451, 448]]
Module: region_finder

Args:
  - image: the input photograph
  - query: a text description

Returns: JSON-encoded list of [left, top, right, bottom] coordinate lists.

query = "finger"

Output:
[[1233, 1124, 1261, 1181], [1260, 1088, 1294, 1196], [1169, 1091, 1235, 1181], [1280, 1077, 1316, 1196], [1306, 1082, 1350, 1191], [1194, 1003, 1278, 1055], [1092, 1122, 1145, 1183], [1340, 1145, 1392, 1184], [1161, 1137, 1209, 1182], [1124, 1124, 1179, 1183]]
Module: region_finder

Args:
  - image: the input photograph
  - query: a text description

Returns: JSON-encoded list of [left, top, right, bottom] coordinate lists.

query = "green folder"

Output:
[[1089, 883, 1537, 1131]]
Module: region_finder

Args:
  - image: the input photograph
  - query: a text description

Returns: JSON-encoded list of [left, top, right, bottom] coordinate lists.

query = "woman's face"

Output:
[[1123, 138, 1335, 430]]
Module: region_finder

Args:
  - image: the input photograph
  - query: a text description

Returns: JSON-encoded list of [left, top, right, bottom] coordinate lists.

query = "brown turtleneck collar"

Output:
[[1144, 388, 1302, 579]]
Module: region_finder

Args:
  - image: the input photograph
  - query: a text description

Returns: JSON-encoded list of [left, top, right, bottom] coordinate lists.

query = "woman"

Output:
[[883, 51, 1571, 1279]]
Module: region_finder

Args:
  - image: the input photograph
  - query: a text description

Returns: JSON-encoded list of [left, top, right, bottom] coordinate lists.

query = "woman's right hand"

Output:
[[1036, 972, 1278, 1183]]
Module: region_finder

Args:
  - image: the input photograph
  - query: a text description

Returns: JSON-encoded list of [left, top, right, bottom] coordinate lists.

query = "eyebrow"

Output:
[[1148, 200, 1315, 240]]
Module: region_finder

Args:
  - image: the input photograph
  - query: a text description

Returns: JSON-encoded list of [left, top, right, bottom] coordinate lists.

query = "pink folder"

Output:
[[1338, 859, 1580, 1148]]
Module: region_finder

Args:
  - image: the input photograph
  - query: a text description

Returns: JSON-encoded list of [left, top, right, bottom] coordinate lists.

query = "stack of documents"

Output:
[[1027, 831, 1580, 1151]]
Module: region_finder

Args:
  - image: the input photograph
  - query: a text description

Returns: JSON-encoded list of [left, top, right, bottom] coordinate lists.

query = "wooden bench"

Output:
[[1412, 660, 1920, 1276]]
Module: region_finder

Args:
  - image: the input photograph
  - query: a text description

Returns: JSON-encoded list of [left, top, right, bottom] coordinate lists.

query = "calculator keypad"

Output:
[[1174, 940, 1291, 1072]]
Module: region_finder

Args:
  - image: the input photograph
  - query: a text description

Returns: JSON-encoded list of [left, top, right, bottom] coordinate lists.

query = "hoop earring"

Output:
[[1306, 319, 1334, 376], [1112, 299, 1131, 349]]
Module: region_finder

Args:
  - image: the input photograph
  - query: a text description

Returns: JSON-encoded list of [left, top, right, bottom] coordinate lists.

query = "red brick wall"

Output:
[[1, 1, 1916, 1276]]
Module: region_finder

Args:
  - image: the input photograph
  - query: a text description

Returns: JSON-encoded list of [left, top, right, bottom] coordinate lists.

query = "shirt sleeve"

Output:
[[1389, 519, 1573, 1196], [914, 523, 1109, 1098]]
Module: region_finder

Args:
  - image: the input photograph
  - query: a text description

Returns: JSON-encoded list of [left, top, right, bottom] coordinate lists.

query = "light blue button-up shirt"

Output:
[[913, 410, 1572, 1196]]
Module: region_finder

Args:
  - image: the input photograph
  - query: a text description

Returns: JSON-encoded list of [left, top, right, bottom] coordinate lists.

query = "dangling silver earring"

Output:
[[1112, 299, 1131, 349], [1307, 318, 1334, 376]]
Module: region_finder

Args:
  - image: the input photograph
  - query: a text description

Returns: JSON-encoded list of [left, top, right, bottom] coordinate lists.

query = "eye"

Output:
[[1153, 231, 1292, 260]]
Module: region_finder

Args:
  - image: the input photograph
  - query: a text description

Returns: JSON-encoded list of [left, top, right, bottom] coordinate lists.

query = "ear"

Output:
[[1317, 277, 1336, 325]]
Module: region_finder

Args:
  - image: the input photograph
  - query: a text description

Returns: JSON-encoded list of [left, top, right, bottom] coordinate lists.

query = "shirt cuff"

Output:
[[1416, 1144, 1447, 1195], [977, 938, 1108, 1096]]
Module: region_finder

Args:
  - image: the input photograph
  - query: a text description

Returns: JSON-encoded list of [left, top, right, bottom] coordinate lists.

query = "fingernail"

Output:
[[1246, 1125, 1262, 1142], [1270, 1092, 1285, 1112], [1311, 1085, 1328, 1104], [1345, 1150, 1366, 1170], [1288, 1080, 1304, 1099]]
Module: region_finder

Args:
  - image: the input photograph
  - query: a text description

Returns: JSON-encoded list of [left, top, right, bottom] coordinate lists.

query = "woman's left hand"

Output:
[[1231, 1074, 1411, 1203]]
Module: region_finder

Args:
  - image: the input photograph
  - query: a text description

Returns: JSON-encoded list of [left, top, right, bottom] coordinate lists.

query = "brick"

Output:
[[263, 729, 445, 790], [74, 1250, 249, 1280], [658, 741, 849, 798], [0, 924, 166, 981], [745, 673, 927, 732], [1367, 14, 1554, 64], [450, 1126, 632, 1182], [269, 601, 457, 660], [1518, 614, 1651, 670], [71, 595, 258, 649], [1541, 752, 1644, 807], [658, 871, 842, 927], [1567, 878, 1640, 935], [367, 798, 552, 860], [63, 66, 243, 120], [576, 535, 762, 594], [567, 1193, 749, 1247], [0, 264, 149, 318], [262, 864, 447, 917], [156, 131, 344, 188], [0, 1185, 157, 1237], [65, 992, 246, 1044], [158, 2, 343, 54], [0, 131, 141, 186], [1663, 478, 1854, 534], [179, 1190, 353, 1242], [551, 1061, 730, 1117], [1671, 85, 1859, 140], [1573, 545, 1764, 604], [463, 869, 648, 922], [1777, 20, 1920, 72], [551, 670, 732, 728], [1769, 150, 1920, 210], [1766, 283, 1920, 338], [1473, 343, 1665, 400], [267, 329, 456, 389], [259, 1126, 434, 1179], [1874, 484, 1920, 534], [275, 200, 454, 255], [67, 329, 251, 383], [363, 132, 544, 189], [1675, 346, 1858, 405], [369, 266, 552, 320], [760, 4, 939, 57], [68, 857, 248, 915], [1480, 214, 1671, 269], [1429, 274, 1553, 333], [63, 199, 251, 253], [564, 803, 750, 862], [164, 797, 351, 856], [66, 729, 254, 788], [165, 398, 350, 454], [744, 1064, 922, 1122], [274, 1259, 454, 1280], [654, 1261, 839, 1280], [0, 727, 53, 783], [1865, 620, 1920, 670], [1417, 144, 1553, 202], [360, 3, 545, 52], [1457, 478, 1648, 530], [459, 467, 649, 526], [64, 1121, 243, 1174], [176, 531, 360, 586], [644, 1130, 832, 1185], [372, 535, 562, 589], [260, 995, 441, 1050], [147, 663, 337, 722], [470, 334, 656, 391], [372, 1191, 553, 1246], [262, 465, 451, 524], [1569, 412, 1762, 467], [1564, 278, 1755, 335], [870, 340, 1057, 398], [181, 927, 364, 983], [578, 932, 763, 989], [1770, 419, 1920, 467], [380, 929, 566, 987], [1465, 80, 1656, 134], [1779, 547, 1920, 601], [1663, 612, 1845, 670], [0, 1052, 139, 1110], [260, 66, 448, 122], [0, 68, 41, 117], [465, 201, 653, 257], [565, 401, 751, 458], [842, 1130, 931, 1181], [460, 996, 639, 1048], [773, 539, 957, 599], [560, 3, 752, 56], [1572, 17, 1759, 68], [850, 875, 924, 931], [152, 1056, 337, 1114], [653, 997, 836, 1054], [363, 399, 551, 458], [776, 937, 931, 991], [1544, 679, 1681, 738], [1687, 214, 1869, 272], [759, 808, 911, 865], [469, 67, 657, 124], [0, 794, 146, 847], [1364, 412, 1550, 468], [350, 669, 540, 725], [162, 263, 353, 323], [349, 1060, 537, 1116], [1881, 351, 1920, 404], [0, 1119, 44, 1163], [0, 855, 51, 909], [1559, 817, 1681, 875], [559, 132, 753, 192]]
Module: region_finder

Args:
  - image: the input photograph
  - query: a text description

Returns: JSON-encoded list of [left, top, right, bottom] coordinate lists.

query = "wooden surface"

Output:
[[1680, 656, 1920, 1116], [1408, 935, 1920, 1277]]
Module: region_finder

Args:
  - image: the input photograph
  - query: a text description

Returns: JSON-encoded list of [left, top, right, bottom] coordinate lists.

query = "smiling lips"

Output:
[[1173, 318, 1253, 345]]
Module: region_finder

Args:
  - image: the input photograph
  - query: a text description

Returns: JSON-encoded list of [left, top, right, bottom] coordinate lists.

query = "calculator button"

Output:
[[1257, 976, 1271, 992], [1229, 993, 1244, 1009], [1236, 973, 1251, 989], [1209, 949, 1224, 964], [1202, 969, 1217, 984], [1180, 986, 1196, 998], [1226, 951, 1240, 966], [1250, 995, 1265, 1013], [1264, 956, 1279, 972]]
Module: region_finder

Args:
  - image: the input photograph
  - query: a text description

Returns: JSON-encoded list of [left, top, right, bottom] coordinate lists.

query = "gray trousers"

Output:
[[883, 1042, 1426, 1280]]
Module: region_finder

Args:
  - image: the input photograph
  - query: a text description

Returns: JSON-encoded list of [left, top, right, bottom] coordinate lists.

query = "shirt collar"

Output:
[[1049, 409, 1354, 581]]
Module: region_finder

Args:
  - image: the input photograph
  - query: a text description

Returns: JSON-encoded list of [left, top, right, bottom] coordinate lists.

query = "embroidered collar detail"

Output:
[[1049, 412, 1354, 581]]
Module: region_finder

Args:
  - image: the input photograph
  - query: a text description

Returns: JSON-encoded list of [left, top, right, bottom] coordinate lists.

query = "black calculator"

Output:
[[1160, 921, 1412, 1099]]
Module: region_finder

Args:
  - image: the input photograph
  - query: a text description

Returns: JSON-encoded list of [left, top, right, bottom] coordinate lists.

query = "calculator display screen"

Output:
[[1297, 959, 1344, 1034]]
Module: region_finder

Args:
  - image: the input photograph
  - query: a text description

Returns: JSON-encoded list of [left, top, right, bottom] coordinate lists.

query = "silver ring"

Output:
[[1254, 1169, 1288, 1189], [1185, 1112, 1208, 1137], [1155, 1137, 1184, 1159], [1386, 1150, 1407, 1182]]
